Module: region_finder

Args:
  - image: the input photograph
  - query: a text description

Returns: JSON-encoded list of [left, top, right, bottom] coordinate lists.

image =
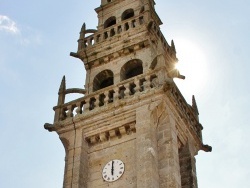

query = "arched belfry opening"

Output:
[[104, 16, 116, 28], [120, 59, 143, 81], [121, 9, 134, 21], [93, 70, 114, 91]]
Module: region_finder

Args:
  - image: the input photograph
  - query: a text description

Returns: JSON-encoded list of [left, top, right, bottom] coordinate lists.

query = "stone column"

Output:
[[113, 72, 120, 86], [61, 125, 88, 188], [60, 132, 75, 188], [79, 138, 88, 187], [179, 142, 198, 188], [157, 107, 182, 188], [135, 104, 159, 187]]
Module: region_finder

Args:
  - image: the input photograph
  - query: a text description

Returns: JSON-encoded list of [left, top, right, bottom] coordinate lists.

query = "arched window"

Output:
[[93, 70, 114, 91], [120, 59, 143, 81], [121, 9, 134, 21], [104, 16, 116, 28]]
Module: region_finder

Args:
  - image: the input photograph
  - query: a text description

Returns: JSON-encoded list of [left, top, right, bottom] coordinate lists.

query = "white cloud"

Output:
[[0, 15, 42, 46], [0, 15, 19, 34]]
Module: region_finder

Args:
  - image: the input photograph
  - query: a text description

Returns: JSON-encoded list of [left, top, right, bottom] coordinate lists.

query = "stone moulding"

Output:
[[84, 122, 136, 145]]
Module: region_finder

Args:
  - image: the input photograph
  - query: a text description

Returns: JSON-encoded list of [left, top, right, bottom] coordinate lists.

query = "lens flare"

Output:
[[174, 38, 208, 97]]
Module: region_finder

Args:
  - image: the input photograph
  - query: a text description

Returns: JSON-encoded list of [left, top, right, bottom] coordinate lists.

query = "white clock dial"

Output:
[[102, 159, 125, 182]]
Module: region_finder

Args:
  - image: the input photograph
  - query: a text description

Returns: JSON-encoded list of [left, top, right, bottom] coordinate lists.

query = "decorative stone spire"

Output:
[[57, 76, 66, 106], [77, 23, 86, 51], [192, 95, 199, 115], [59, 75, 66, 93], [80, 23, 86, 40], [171, 39, 176, 53]]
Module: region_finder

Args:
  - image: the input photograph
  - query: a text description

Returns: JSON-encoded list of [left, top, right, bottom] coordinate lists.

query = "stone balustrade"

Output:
[[80, 16, 145, 49], [146, 21, 177, 58], [54, 70, 158, 122], [53, 69, 202, 141], [168, 84, 203, 141]]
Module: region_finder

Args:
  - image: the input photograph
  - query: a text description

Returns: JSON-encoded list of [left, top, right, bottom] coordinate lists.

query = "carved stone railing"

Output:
[[167, 82, 203, 141], [53, 70, 158, 122], [147, 21, 176, 58], [79, 15, 145, 50]]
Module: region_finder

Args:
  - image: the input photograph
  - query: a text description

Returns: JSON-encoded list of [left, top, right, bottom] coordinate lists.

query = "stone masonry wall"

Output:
[[55, 92, 202, 188], [156, 102, 182, 188], [136, 104, 159, 187], [87, 133, 136, 187]]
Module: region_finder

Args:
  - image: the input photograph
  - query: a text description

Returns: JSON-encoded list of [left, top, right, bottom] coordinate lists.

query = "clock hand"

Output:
[[111, 160, 114, 176]]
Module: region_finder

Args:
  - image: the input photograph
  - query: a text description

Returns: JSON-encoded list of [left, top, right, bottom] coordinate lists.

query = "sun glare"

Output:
[[174, 38, 208, 98]]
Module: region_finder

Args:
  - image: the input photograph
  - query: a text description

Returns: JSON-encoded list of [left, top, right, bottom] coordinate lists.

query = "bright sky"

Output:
[[1, 1, 250, 187]]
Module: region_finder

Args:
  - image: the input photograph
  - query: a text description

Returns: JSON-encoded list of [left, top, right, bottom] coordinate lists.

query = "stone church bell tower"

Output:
[[44, 0, 212, 187]]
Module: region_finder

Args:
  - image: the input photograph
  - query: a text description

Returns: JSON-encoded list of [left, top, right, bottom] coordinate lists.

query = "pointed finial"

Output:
[[171, 40, 176, 53], [192, 95, 199, 115], [79, 23, 86, 40], [59, 75, 66, 94], [81, 23, 86, 32]]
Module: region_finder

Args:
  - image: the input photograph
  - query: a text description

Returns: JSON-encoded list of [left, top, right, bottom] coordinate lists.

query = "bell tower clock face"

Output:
[[102, 159, 125, 182]]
